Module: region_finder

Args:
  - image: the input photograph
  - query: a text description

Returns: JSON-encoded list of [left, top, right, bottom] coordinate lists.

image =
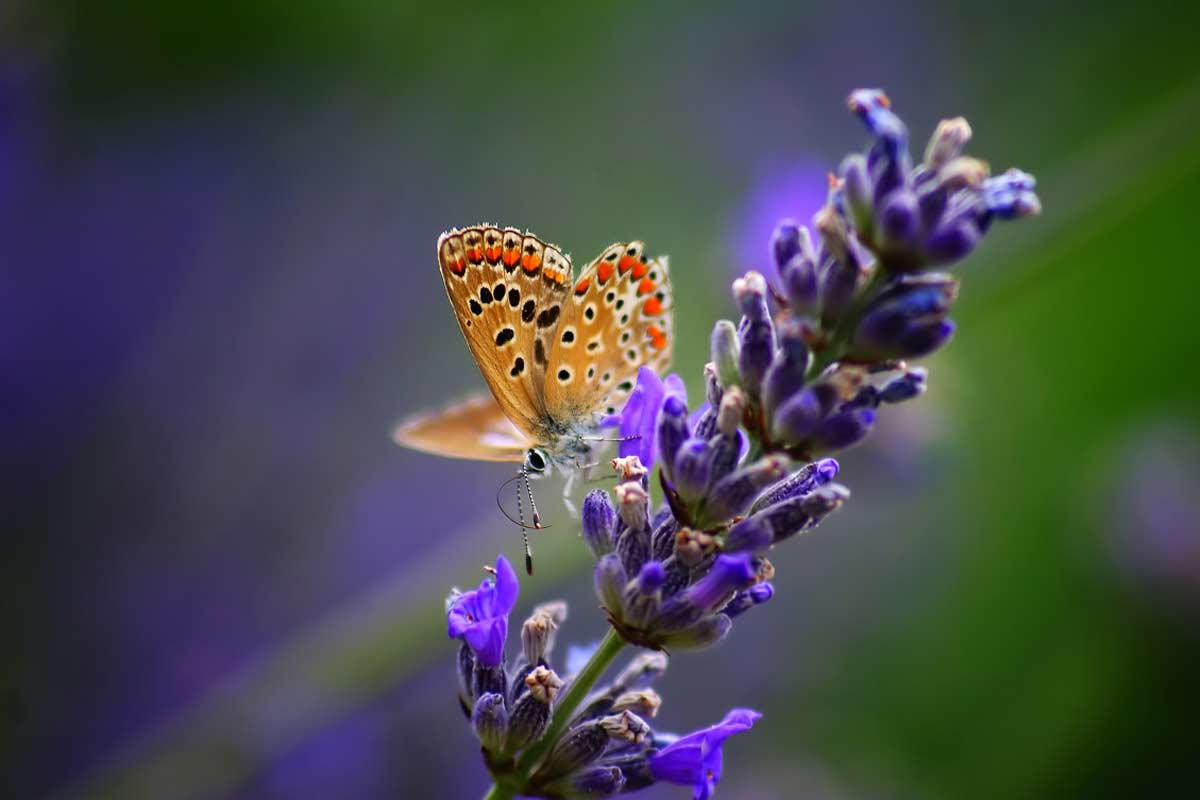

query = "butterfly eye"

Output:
[[525, 448, 549, 474]]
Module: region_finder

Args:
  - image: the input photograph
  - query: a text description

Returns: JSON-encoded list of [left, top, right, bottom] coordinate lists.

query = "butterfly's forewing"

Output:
[[391, 392, 530, 462], [542, 241, 673, 419], [437, 225, 573, 442]]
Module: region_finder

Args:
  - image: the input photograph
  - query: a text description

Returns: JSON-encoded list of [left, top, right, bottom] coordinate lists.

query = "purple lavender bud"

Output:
[[651, 516, 678, 562], [705, 455, 791, 522], [734, 274, 776, 394], [841, 153, 874, 234], [848, 88, 908, 149], [716, 385, 747, 437], [594, 553, 628, 614], [582, 489, 617, 558], [762, 318, 810, 419], [879, 367, 928, 403], [672, 438, 714, 505], [781, 252, 820, 314], [924, 216, 981, 265], [506, 667, 561, 751], [878, 188, 920, 249], [723, 516, 773, 553], [898, 318, 955, 357], [755, 483, 851, 543], [471, 692, 508, 752], [541, 721, 611, 781], [660, 556, 691, 598], [624, 560, 666, 626], [708, 431, 744, 488], [851, 275, 958, 360], [771, 219, 804, 272], [723, 582, 775, 618], [983, 168, 1041, 219], [657, 612, 733, 650], [772, 386, 825, 442], [636, 560, 666, 594], [819, 254, 864, 329], [924, 117, 972, 171], [684, 554, 758, 613], [616, 525, 651, 578], [751, 458, 840, 511], [815, 407, 876, 450], [710, 319, 741, 389], [655, 395, 691, 483]]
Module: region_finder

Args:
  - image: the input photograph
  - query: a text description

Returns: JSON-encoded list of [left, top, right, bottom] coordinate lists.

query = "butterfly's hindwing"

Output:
[[391, 392, 530, 462]]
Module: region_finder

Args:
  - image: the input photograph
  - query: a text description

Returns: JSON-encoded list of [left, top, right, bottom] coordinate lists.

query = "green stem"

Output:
[[513, 628, 626, 778], [482, 782, 515, 800]]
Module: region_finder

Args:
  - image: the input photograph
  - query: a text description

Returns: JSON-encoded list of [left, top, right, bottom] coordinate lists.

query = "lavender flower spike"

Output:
[[446, 554, 518, 667], [649, 709, 763, 800]]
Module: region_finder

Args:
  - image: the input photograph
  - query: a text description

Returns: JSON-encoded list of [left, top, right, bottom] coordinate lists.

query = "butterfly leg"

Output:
[[560, 469, 581, 520]]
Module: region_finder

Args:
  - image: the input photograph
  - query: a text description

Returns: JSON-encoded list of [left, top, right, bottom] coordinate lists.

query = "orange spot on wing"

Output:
[[447, 257, 465, 275], [631, 261, 648, 279], [521, 253, 543, 273], [637, 277, 655, 296], [647, 325, 663, 338], [503, 248, 521, 267], [651, 333, 668, 350], [618, 255, 637, 274], [574, 277, 591, 294], [485, 246, 502, 264], [643, 296, 663, 315], [597, 262, 614, 283], [466, 247, 483, 264]]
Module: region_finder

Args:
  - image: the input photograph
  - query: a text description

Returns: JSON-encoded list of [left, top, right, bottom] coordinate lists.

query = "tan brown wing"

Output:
[[436, 225, 572, 442], [541, 240, 673, 420], [391, 393, 529, 462]]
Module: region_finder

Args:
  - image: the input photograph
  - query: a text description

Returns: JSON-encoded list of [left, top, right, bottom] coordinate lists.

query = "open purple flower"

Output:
[[602, 366, 687, 470], [446, 554, 518, 667], [649, 708, 762, 800]]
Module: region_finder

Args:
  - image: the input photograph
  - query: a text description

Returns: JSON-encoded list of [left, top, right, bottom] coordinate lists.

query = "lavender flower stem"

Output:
[[482, 783, 515, 800], [510, 628, 626, 779]]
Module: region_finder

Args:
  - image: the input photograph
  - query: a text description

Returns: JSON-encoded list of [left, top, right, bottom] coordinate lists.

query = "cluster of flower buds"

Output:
[[718, 89, 1039, 460], [585, 446, 847, 651], [449, 556, 759, 798]]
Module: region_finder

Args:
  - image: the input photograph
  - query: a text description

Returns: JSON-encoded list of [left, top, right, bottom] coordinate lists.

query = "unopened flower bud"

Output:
[[471, 692, 508, 752], [612, 688, 662, 718], [522, 601, 567, 664], [600, 710, 652, 744], [711, 320, 741, 390], [705, 455, 790, 522], [924, 116, 973, 171], [723, 582, 775, 618], [582, 489, 616, 558]]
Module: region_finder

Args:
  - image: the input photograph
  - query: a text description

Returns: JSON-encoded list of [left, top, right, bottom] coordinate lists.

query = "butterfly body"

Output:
[[393, 224, 673, 477]]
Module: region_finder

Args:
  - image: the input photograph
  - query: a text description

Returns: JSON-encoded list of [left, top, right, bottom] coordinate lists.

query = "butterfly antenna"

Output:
[[581, 434, 643, 443], [517, 465, 533, 575], [495, 473, 547, 533]]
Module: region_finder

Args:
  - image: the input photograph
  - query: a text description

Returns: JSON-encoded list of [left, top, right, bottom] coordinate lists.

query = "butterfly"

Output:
[[393, 224, 674, 525]]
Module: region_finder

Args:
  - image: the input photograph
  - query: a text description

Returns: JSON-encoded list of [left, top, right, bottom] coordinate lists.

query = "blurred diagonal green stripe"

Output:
[[62, 81, 1200, 800]]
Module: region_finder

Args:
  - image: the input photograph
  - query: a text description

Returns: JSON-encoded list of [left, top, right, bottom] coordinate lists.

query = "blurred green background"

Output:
[[5, 1, 1200, 798]]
